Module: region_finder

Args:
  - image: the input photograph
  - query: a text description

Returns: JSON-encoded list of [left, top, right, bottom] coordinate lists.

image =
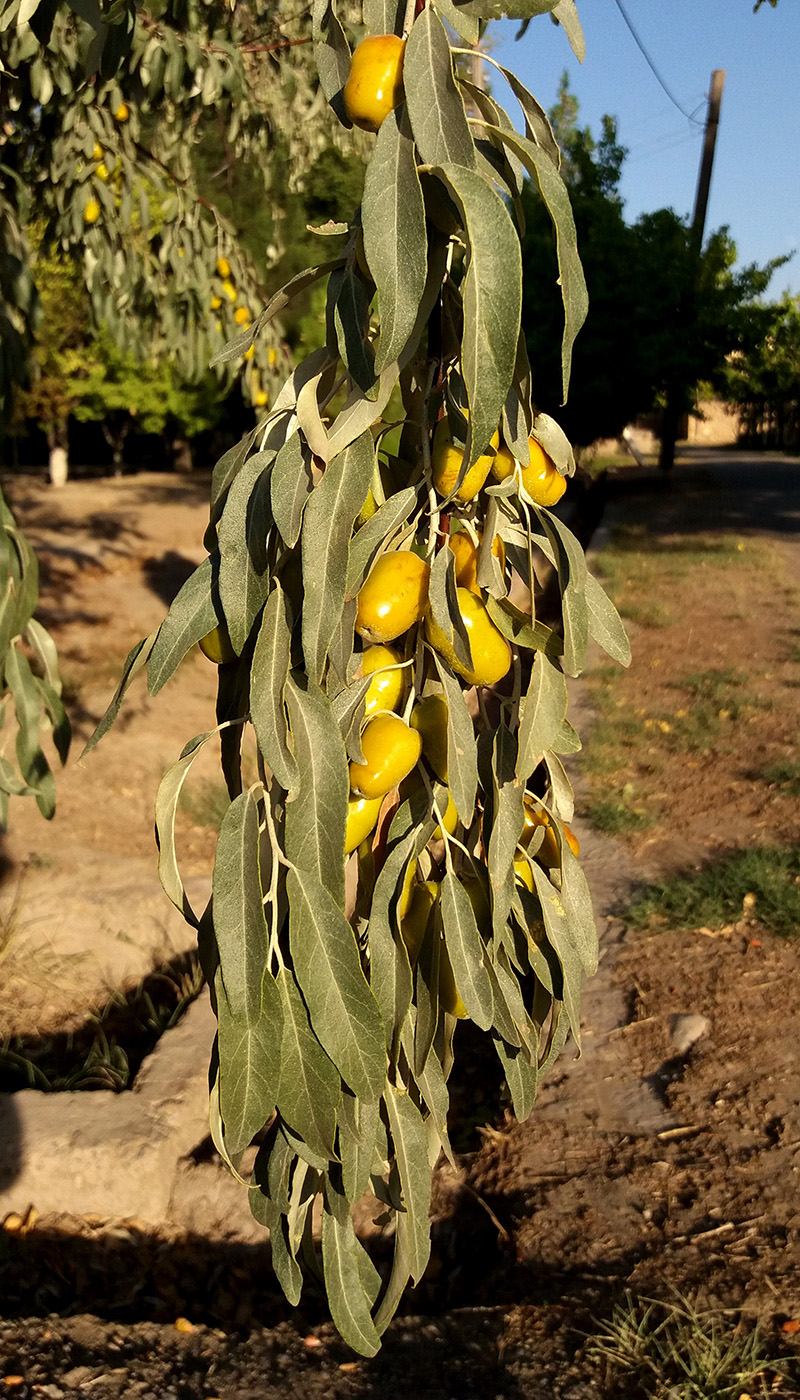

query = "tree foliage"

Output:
[[520, 76, 785, 446], [723, 293, 800, 450], [88, 0, 634, 1350]]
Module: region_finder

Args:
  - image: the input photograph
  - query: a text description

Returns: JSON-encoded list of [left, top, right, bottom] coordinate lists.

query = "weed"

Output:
[[626, 846, 800, 939], [586, 797, 654, 835], [758, 760, 800, 798], [585, 1292, 788, 1399]]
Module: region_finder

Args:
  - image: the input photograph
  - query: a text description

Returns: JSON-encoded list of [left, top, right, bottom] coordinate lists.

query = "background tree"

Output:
[[520, 76, 785, 449], [723, 292, 800, 450]]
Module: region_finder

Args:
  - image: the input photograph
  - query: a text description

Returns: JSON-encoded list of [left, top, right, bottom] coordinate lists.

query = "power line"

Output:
[[610, 0, 705, 126]]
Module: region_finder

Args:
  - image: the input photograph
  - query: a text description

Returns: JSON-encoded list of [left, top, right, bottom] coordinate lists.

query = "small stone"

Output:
[[669, 1013, 711, 1056], [174, 1317, 194, 1334], [61, 1368, 95, 1390]]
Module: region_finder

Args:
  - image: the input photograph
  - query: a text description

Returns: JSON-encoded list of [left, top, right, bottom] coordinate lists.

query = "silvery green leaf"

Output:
[[493, 1031, 538, 1121], [485, 595, 562, 659], [475, 124, 587, 401], [428, 542, 472, 672], [332, 266, 376, 395], [4, 646, 54, 818], [531, 862, 583, 1048], [155, 727, 223, 926], [540, 509, 589, 676], [367, 836, 416, 1061], [285, 675, 349, 909], [432, 655, 477, 827], [487, 724, 524, 937], [332, 673, 371, 765], [502, 333, 535, 464], [435, 162, 521, 470], [301, 432, 376, 685], [385, 1084, 432, 1283], [271, 433, 314, 550], [404, 9, 476, 170], [287, 866, 386, 1102], [212, 790, 269, 1023], [413, 911, 441, 1076], [532, 412, 575, 476], [209, 430, 256, 528], [560, 840, 599, 977], [84, 632, 157, 755], [364, 0, 402, 31], [313, 0, 351, 116], [321, 1204, 381, 1357], [218, 452, 273, 655], [362, 108, 427, 375], [552, 0, 585, 60], [543, 748, 574, 822], [276, 967, 340, 1162], [433, 0, 479, 42], [147, 555, 218, 695], [346, 487, 417, 596], [440, 870, 493, 1030], [411, 1034, 454, 1165], [216, 972, 282, 1156], [251, 583, 298, 793], [373, 1212, 411, 1334], [339, 1094, 381, 1202], [516, 654, 568, 783], [586, 570, 631, 667]]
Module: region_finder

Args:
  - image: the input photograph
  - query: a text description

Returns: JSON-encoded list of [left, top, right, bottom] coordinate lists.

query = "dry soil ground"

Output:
[[2, 452, 800, 1398]]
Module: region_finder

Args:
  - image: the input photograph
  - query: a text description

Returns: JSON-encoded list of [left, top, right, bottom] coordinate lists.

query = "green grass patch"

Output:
[[759, 760, 800, 797], [626, 845, 800, 937], [586, 1293, 788, 1399], [586, 797, 654, 835]]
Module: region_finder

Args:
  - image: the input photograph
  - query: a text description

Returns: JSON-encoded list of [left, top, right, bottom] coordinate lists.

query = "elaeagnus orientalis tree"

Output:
[[88, 0, 632, 1354]]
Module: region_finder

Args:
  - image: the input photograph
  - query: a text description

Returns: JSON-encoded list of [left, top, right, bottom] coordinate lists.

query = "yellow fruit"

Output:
[[349, 714, 422, 800], [83, 197, 101, 225], [199, 624, 236, 664], [216, 256, 231, 278], [221, 279, 237, 303], [432, 420, 500, 502], [345, 795, 383, 854], [492, 436, 567, 507], [356, 551, 430, 645], [401, 880, 438, 966], [254, 390, 269, 408], [234, 305, 251, 325], [425, 587, 512, 688], [410, 694, 448, 782], [398, 856, 418, 920], [432, 789, 458, 840], [514, 855, 534, 892], [244, 346, 255, 361], [448, 529, 505, 593], [268, 347, 277, 367], [361, 644, 406, 717], [521, 798, 580, 867], [210, 295, 222, 311], [115, 102, 129, 122], [439, 943, 467, 1018], [95, 161, 109, 181], [357, 488, 378, 528], [343, 35, 406, 133], [92, 142, 104, 161]]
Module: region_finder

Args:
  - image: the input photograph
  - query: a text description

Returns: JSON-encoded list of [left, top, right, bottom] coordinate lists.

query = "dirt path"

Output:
[[2, 455, 800, 1397]]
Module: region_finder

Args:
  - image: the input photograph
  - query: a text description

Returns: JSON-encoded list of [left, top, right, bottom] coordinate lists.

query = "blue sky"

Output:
[[489, 0, 799, 297]]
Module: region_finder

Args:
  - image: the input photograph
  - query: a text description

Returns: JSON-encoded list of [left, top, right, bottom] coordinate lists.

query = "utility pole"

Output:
[[659, 69, 726, 472]]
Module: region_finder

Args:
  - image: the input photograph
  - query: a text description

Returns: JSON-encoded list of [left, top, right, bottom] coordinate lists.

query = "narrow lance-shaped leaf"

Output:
[[321, 1205, 381, 1358], [539, 508, 589, 677], [83, 632, 157, 756], [250, 583, 298, 793], [435, 162, 522, 470], [475, 125, 588, 401], [212, 790, 270, 1023], [287, 866, 386, 1102], [404, 8, 476, 170], [276, 967, 340, 1162], [216, 976, 282, 1157], [346, 486, 418, 596], [531, 862, 584, 1049], [331, 266, 376, 396], [312, 0, 351, 117], [585, 570, 631, 667], [552, 0, 585, 60], [155, 727, 222, 926], [440, 870, 494, 1030], [487, 724, 525, 936], [148, 555, 218, 696], [284, 674, 349, 909], [385, 1085, 432, 1284], [5, 646, 54, 819], [428, 541, 473, 672], [301, 431, 376, 685], [432, 655, 478, 826], [362, 107, 428, 374], [271, 432, 314, 550], [516, 653, 568, 783], [218, 451, 273, 656]]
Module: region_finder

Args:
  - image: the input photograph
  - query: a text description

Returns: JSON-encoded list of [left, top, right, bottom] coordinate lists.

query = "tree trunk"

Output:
[[172, 436, 194, 473], [102, 417, 131, 477], [658, 397, 681, 473], [46, 424, 69, 488]]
